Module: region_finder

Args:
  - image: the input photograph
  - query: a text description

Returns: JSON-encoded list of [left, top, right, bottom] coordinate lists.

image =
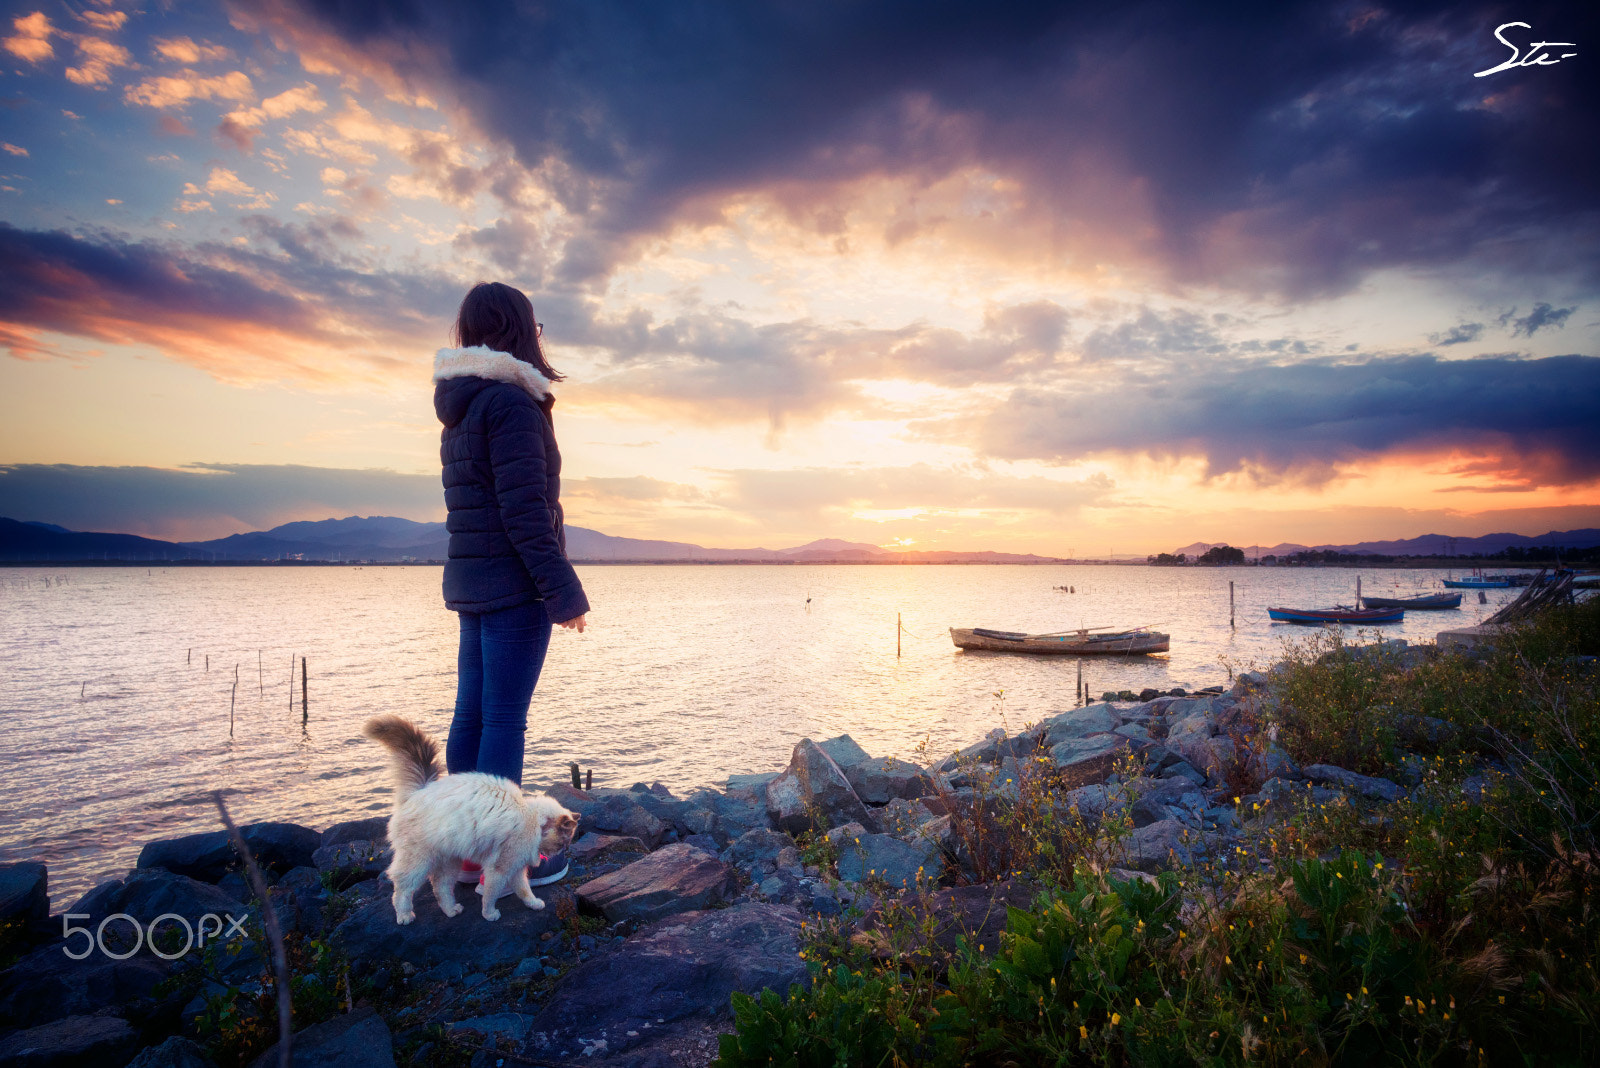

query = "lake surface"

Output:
[[0, 563, 1520, 901]]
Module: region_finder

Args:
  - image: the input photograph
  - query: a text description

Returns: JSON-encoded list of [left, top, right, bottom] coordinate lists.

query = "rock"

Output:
[[720, 829, 797, 880], [725, 772, 779, 797], [1128, 795, 1173, 828], [1049, 734, 1129, 785], [447, 1013, 534, 1042], [1392, 713, 1461, 753], [877, 797, 937, 834], [933, 727, 1042, 771], [823, 822, 867, 848], [331, 881, 572, 969], [65, 868, 255, 939], [577, 796, 669, 849], [320, 817, 388, 848], [1138, 687, 1161, 701], [857, 880, 1033, 964], [1160, 760, 1207, 787], [0, 861, 48, 931], [1250, 742, 1302, 782], [843, 757, 935, 804], [765, 739, 876, 836], [816, 734, 872, 767], [1118, 819, 1208, 873], [248, 1005, 396, 1067], [1039, 704, 1121, 744], [1059, 784, 1112, 823], [570, 833, 649, 861], [312, 839, 390, 878], [1304, 764, 1406, 802], [681, 790, 769, 847], [523, 903, 806, 1063], [137, 822, 321, 882], [836, 833, 942, 889], [0, 938, 173, 1030], [576, 843, 733, 925], [0, 1014, 141, 1067], [1231, 671, 1269, 695], [126, 1036, 218, 1068]]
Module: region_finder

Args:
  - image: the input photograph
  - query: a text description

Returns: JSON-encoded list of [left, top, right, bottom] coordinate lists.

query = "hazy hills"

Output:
[[1173, 529, 1600, 558]]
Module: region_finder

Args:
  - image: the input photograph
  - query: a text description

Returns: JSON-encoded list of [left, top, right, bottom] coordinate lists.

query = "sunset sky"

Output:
[[1, 0, 1596, 554]]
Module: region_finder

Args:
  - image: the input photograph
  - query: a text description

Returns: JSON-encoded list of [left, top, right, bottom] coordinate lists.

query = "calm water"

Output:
[[0, 563, 1519, 902]]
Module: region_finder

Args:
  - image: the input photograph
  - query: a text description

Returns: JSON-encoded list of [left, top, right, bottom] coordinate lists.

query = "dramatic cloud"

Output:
[[0, 463, 442, 539], [0, 223, 456, 381], [1500, 303, 1575, 338], [975, 354, 1600, 486], [240, 0, 1600, 294], [1429, 322, 1484, 347], [3, 11, 54, 63]]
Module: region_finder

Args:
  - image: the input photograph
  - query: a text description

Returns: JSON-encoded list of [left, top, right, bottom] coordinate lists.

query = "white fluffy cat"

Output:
[[363, 714, 579, 925]]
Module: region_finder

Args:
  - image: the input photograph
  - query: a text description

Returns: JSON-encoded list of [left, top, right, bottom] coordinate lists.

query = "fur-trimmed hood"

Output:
[[433, 345, 552, 402]]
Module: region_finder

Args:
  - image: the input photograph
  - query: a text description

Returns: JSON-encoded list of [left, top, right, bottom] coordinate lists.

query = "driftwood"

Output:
[[1484, 568, 1577, 625]]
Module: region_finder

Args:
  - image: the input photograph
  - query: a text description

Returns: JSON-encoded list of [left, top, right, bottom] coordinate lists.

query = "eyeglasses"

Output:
[[535, 322, 543, 338]]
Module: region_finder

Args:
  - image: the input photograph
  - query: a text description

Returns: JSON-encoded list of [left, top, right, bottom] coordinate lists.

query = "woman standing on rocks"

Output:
[[432, 281, 590, 890]]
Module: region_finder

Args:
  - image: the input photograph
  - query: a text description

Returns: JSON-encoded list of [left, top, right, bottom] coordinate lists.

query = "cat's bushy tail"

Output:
[[362, 715, 442, 803]]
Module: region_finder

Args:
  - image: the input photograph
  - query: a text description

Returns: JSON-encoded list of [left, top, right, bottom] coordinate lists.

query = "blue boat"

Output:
[[1267, 606, 1404, 625], [1442, 577, 1512, 589]]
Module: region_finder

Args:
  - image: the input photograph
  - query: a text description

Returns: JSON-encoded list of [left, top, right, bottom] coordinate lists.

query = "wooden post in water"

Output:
[[230, 679, 237, 737], [206, 654, 209, 673], [585, 768, 592, 791], [288, 655, 295, 712], [80, 681, 85, 699], [1076, 660, 1084, 707], [570, 763, 581, 789], [1229, 581, 1235, 629], [300, 657, 307, 725], [1356, 575, 1362, 605], [258, 650, 263, 697], [188, 648, 191, 665], [897, 613, 902, 659]]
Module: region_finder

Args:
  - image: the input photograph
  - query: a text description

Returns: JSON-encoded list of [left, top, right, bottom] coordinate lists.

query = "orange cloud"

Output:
[[64, 35, 133, 87], [2, 12, 53, 63], [125, 69, 254, 109]]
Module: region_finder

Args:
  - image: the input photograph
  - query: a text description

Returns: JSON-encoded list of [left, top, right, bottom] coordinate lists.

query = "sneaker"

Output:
[[527, 851, 569, 887], [457, 859, 483, 885]]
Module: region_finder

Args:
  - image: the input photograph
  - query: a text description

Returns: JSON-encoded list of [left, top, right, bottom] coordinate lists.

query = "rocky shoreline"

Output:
[[0, 642, 1454, 1068]]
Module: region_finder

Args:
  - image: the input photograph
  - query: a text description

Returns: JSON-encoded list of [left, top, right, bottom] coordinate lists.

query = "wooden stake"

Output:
[[1076, 660, 1083, 706], [230, 680, 237, 738], [187, 648, 191, 665], [570, 763, 581, 789], [80, 681, 85, 699], [897, 613, 902, 659], [206, 654, 209, 672], [1229, 581, 1235, 629], [1356, 575, 1362, 605], [288, 655, 294, 712], [300, 657, 307, 725], [585, 768, 592, 791], [258, 650, 263, 697]]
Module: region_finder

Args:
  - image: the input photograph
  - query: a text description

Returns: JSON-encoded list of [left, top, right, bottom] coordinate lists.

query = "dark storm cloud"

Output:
[[246, 0, 1599, 295], [0, 463, 442, 538], [1428, 322, 1484, 347], [974, 354, 1600, 485], [1499, 303, 1575, 338]]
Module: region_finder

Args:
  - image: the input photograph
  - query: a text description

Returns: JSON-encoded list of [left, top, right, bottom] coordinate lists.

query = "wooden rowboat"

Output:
[[950, 626, 1169, 655], [1359, 592, 1461, 610], [1267, 606, 1404, 625], [1442, 577, 1512, 589]]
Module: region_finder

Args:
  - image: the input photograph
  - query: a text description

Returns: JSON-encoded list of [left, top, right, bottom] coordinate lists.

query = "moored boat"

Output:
[[1267, 606, 1404, 625], [1359, 592, 1461, 610], [1442, 577, 1512, 589], [950, 626, 1169, 655]]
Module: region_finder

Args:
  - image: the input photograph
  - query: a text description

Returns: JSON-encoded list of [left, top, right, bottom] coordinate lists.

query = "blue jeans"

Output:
[[446, 600, 552, 785]]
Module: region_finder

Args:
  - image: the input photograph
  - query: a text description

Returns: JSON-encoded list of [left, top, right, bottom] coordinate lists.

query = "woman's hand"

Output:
[[558, 613, 587, 633]]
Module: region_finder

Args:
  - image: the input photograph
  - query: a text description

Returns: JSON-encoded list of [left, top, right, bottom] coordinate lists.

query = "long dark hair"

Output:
[[453, 281, 564, 382]]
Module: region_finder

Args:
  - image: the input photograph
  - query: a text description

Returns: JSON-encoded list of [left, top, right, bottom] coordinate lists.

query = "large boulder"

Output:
[[1049, 734, 1129, 786], [523, 903, 806, 1063], [816, 735, 872, 767], [0, 944, 168, 1030], [0, 1014, 141, 1067], [320, 817, 388, 849], [583, 795, 669, 849], [766, 739, 877, 836], [836, 833, 942, 889], [331, 881, 570, 969], [681, 789, 770, 847], [843, 758, 935, 805], [65, 868, 256, 941], [0, 862, 48, 932], [1118, 819, 1208, 873], [570, 833, 649, 862], [248, 1005, 396, 1068], [577, 843, 734, 925], [137, 822, 321, 882], [126, 1036, 218, 1068], [719, 829, 798, 882], [1304, 765, 1406, 802], [1039, 704, 1121, 745]]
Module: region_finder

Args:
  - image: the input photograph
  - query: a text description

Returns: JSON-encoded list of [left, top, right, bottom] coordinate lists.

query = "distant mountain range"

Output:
[[5, 514, 1595, 565], [0, 516, 1063, 564], [1172, 529, 1600, 558]]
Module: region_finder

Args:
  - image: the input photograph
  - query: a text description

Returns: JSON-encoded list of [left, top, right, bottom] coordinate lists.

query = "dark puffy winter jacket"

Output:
[[433, 346, 590, 622]]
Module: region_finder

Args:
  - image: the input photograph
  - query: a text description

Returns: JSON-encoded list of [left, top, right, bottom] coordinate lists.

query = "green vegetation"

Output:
[[715, 597, 1600, 1067]]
